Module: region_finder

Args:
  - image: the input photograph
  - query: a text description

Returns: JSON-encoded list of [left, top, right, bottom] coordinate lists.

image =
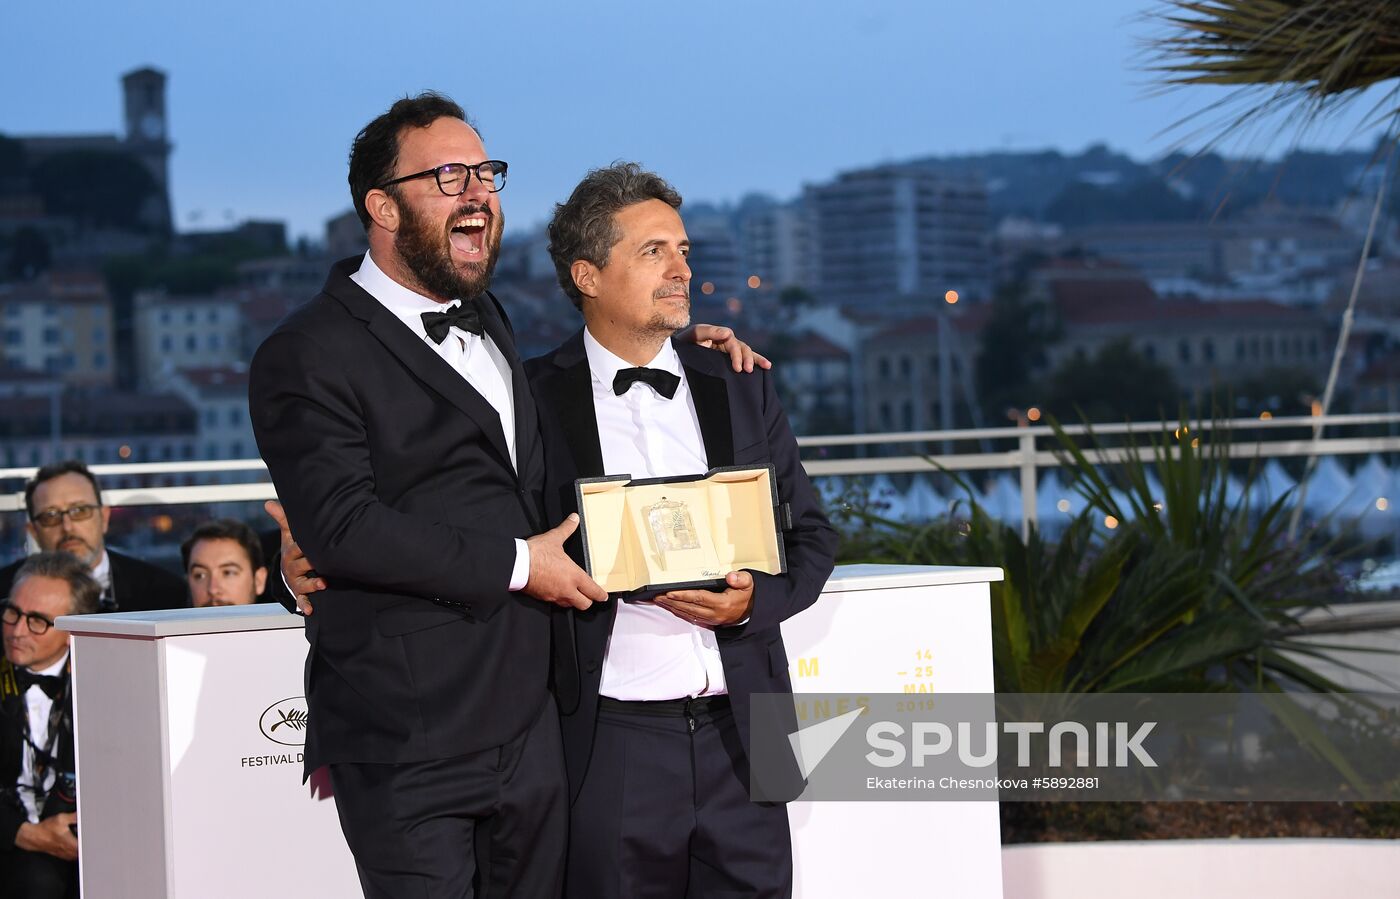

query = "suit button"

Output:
[[585, 661, 599, 673]]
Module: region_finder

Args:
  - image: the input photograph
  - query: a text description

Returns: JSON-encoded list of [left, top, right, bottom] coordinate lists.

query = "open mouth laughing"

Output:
[[449, 210, 491, 258]]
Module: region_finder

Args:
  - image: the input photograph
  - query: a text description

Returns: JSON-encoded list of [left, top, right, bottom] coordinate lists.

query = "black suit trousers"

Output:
[[329, 696, 567, 899], [0, 847, 78, 899], [565, 702, 792, 899]]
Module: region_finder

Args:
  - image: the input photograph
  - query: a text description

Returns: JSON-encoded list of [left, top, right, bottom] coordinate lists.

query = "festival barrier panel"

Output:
[[60, 563, 1002, 898], [782, 564, 1004, 898]]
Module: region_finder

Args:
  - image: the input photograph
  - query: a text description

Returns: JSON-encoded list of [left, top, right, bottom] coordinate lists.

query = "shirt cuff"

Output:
[[508, 538, 530, 591]]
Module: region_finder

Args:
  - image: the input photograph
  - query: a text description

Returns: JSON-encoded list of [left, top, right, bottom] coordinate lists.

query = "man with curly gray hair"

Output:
[[532, 163, 837, 898]]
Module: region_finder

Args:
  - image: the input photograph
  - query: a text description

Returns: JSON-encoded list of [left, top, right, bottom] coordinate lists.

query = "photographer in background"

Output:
[[1, 552, 101, 899]]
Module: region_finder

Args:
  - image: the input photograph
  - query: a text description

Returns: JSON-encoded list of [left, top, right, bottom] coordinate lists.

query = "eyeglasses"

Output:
[[31, 503, 100, 529], [1, 604, 56, 635], [377, 160, 509, 196]]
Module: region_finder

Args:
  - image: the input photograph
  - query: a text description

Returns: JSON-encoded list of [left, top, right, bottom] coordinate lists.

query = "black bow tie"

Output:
[[15, 668, 65, 700], [613, 367, 680, 399], [421, 301, 483, 344]]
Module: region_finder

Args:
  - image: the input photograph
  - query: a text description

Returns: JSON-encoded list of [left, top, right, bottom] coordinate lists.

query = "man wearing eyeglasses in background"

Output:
[[249, 92, 762, 897], [1, 552, 102, 899], [0, 462, 188, 614]]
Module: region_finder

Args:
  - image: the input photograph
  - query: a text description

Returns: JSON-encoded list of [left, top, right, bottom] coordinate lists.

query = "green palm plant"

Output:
[[831, 419, 1385, 695], [973, 505, 1205, 693], [1049, 418, 1372, 693]]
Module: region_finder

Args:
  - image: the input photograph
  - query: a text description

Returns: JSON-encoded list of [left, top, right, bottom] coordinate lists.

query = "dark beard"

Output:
[[395, 197, 503, 301]]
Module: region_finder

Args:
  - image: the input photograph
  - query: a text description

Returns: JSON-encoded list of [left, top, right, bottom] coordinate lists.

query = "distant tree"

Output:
[[102, 254, 150, 302], [779, 286, 816, 308], [1226, 367, 1322, 418], [0, 134, 28, 193], [31, 150, 158, 231], [102, 238, 276, 298], [1042, 339, 1180, 423], [6, 226, 51, 280], [761, 331, 800, 370], [975, 279, 1060, 422]]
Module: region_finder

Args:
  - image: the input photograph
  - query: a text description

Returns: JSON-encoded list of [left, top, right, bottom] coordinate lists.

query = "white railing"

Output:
[[798, 412, 1400, 536], [4, 413, 1400, 538]]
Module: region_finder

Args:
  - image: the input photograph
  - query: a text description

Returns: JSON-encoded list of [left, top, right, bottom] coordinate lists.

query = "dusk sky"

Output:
[[5, 1, 1390, 241]]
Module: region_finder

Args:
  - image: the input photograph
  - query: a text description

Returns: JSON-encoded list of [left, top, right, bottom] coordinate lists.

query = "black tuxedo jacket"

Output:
[[0, 550, 186, 613], [526, 332, 838, 802], [249, 256, 551, 772]]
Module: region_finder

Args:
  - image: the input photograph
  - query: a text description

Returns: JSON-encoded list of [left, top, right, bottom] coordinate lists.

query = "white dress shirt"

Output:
[[91, 550, 112, 609], [351, 252, 530, 590], [90, 551, 111, 592], [584, 329, 729, 701], [17, 650, 68, 824]]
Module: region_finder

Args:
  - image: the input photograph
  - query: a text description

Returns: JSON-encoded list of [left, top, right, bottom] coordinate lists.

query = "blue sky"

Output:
[[4, 0, 1389, 241]]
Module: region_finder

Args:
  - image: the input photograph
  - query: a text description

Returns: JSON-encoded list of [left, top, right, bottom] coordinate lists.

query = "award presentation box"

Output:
[[576, 464, 788, 600]]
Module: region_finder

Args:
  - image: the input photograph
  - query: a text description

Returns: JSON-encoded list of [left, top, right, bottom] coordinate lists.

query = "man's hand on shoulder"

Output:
[[15, 813, 78, 861], [655, 570, 754, 628], [524, 514, 608, 611], [265, 500, 326, 615], [682, 324, 772, 373]]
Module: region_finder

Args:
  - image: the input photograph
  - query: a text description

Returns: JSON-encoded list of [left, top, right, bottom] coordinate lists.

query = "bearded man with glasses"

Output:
[[0, 461, 187, 614], [0, 551, 102, 899], [250, 92, 765, 898]]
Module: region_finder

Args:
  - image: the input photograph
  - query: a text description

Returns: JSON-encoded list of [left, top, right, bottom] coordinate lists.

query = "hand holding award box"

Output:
[[574, 464, 790, 602]]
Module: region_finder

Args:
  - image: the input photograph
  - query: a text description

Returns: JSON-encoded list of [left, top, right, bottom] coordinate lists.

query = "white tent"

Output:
[[1248, 459, 1297, 510], [1107, 487, 1137, 520], [1144, 471, 1167, 509], [981, 474, 1024, 524], [1301, 456, 1354, 519], [1036, 470, 1086, 521], [814, 476, 846, 509], [903, 476, 947, 521], [1223, 473, 1247, 509], [868, 474, 907, 520], [1339, 456, 1394, 526]]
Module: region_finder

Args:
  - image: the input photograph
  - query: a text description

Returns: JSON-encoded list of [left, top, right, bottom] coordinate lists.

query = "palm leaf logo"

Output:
[[269, 707, 309, 732]]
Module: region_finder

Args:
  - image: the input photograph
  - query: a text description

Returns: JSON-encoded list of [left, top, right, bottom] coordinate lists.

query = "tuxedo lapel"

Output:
[[478, 293, 539, 472], [323, 262, 517, 471], [365, 311, 515, 470], [683, 360, 734, 467], [544, 333, 736, 473], [543, 335, 605, 478]]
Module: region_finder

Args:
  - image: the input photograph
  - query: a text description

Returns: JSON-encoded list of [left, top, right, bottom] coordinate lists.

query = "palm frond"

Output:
[[1146, 0, 1400, 145]]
